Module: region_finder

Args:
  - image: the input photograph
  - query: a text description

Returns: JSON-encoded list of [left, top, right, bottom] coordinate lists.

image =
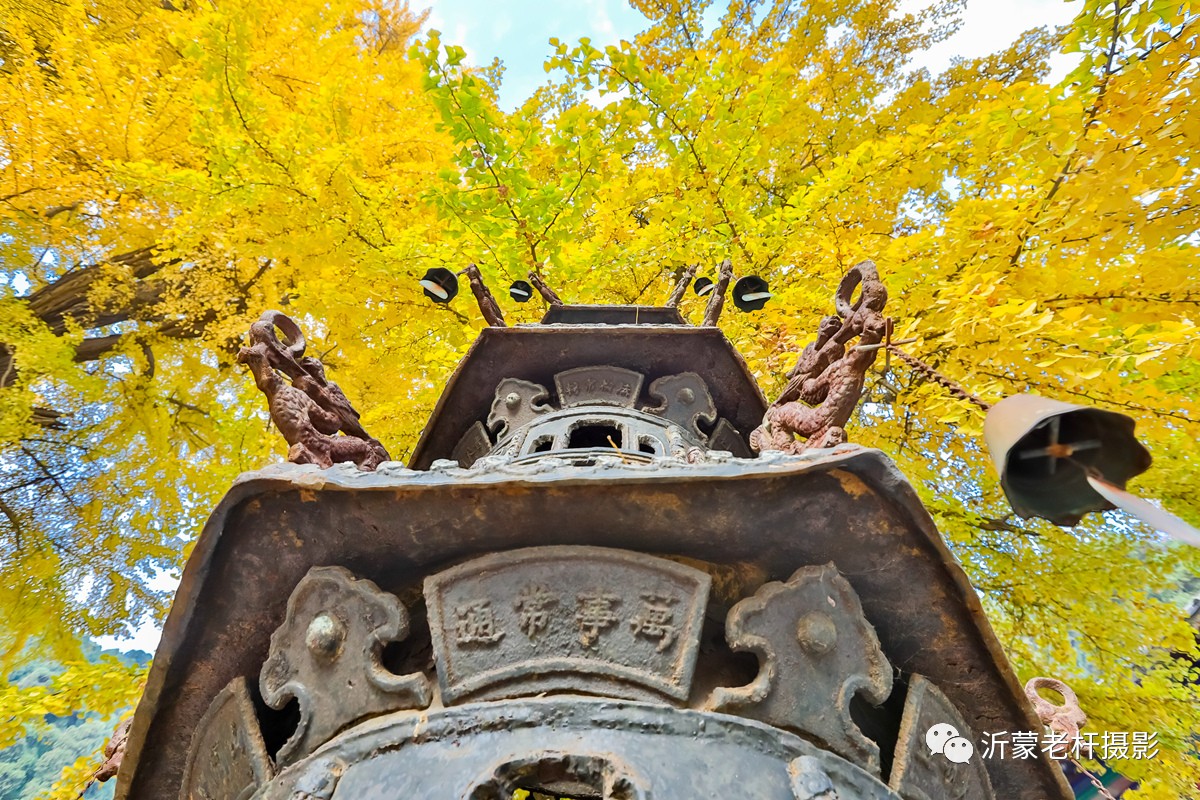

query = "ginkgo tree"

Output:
[[2, 0, 1199, 796], [422, 0, 1200, 795]]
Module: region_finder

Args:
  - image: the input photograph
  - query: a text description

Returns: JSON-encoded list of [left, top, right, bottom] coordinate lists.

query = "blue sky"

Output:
[[99, 0, 1082, 654], [417, 0, 1083, 110]]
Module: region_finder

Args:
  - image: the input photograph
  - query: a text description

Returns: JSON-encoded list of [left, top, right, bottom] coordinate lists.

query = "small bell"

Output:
[[984, 394, 1151, 526], [732, 276, 771, 312], [420, 268, 459, 304], [693, 276, 715, 297], [509, 280, 533, 302]]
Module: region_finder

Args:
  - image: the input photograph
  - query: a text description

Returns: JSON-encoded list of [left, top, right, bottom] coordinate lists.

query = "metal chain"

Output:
[[1069, 756, 1121, 800], [885, 344, 993, 412]]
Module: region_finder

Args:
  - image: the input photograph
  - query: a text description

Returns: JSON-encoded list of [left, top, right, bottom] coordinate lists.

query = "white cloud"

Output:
[[902, 0, 1083, 80], [586, 0, 615, 36], [95, 617, 164, 655]]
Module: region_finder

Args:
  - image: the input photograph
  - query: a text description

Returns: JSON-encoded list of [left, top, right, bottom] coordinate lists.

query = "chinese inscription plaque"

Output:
[[424, 546, 710, 704]]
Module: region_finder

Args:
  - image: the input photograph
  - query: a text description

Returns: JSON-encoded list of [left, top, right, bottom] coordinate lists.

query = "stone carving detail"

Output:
[[645, 372, 717, 440], [708, 563, 893, 774], [752, 261, 887, 454], [239, 311, 389, 470], [575, 591, 622, 647], [514, 584, 558, 640], [260, 566, 431, 766], [891, 675, 995, 800], [629, 592, 679, 651], [555, 366, 644, 407], [665, 424, 705, 463], [455, 599, 506, 646], [463, 264, 506, 327], [424, 546, 711, 703], [789, 756, 841, 799], [180, 676, 273, 800], [488, 378, 552, 438]]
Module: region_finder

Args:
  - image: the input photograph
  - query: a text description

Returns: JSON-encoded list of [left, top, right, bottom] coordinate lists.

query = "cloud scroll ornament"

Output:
[[707, 563, 893, 775], [260, 566, 431, 766]]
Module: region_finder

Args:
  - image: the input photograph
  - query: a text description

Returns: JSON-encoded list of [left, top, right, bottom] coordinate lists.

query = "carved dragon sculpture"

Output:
[[751, 261, 888, 454], [239, 311, 389, 470]]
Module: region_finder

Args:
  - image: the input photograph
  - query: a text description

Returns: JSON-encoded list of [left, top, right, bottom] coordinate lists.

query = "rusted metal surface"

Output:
[[259, 566, 430, 766], [528, 271, 565, 306], [179, 677, 272, 800], [495, 406, 697, 462], [540, 304, 686, 325], [115, 448, 1071, 800], [701, 259, 733, 327], [424, 546, 710, 703], [708, 418, 752, 458], [93, 718, 131, 784], [752, 261, 887, 454], [1025, 676, 1090, 757], [480, 367, 721, 461], [409, 325, 765, 468], [238, 311, 389, 470], [645, 372, 717, 440], [486, 377, 552, 437], [890, 675, 996, 800], [789, 755, 840, 799], [122, 276, 1081, 800], [709, 563, 894, 775], [554, 365, 643, 408], [462, 264, 507, 327], [666, 265, 698, 308], [251, 699, 904, 799], [451, 420, 493, 468]]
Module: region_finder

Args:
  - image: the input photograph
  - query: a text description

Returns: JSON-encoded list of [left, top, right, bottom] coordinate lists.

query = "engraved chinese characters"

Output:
[[555, 366, 643, 408], [425, 546, 711, 703]]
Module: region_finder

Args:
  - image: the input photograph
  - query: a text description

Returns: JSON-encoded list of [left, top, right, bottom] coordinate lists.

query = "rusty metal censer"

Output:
[[112, 262, 1080, 800]]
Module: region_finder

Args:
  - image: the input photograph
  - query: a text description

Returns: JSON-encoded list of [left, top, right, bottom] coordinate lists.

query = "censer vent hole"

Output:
[[567, 424, 622, 450]]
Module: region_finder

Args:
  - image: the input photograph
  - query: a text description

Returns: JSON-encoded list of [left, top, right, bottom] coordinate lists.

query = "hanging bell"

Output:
[[693, 276, 715, 297], [509, 280, 533, 302], [983, 394, 1152, 526], [732, 276, 771, 312], [420, 268, 459, 304]]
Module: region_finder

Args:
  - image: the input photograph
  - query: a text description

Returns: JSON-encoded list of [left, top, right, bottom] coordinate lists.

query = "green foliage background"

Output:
[[0, 643, 148, 800]]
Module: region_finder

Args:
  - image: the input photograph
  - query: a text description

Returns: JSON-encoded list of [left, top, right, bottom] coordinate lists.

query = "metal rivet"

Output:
[[305, 613, 346, 660], [677, 388, 695, 404], [796, 612, 837, 654], [505, 392, 522, 409]]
